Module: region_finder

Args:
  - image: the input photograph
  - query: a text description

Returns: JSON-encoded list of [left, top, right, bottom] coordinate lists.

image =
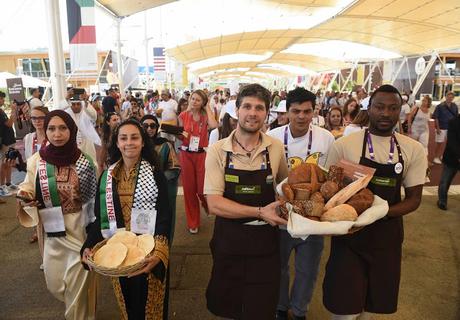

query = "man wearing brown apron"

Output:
[[204, 84, 289, 319], [323, 85, 427, 320]]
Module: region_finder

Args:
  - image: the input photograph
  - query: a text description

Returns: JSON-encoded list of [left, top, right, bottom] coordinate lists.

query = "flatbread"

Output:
[[107, 230, 138, 247], [94, 243, 128, 268], [121, 244, 146, 267], [137, 234, 155, 255]]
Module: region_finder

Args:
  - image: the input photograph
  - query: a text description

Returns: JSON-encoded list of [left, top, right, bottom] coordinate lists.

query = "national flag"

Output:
[[153, 47, 166, 71], [66, 0, 97, 71]]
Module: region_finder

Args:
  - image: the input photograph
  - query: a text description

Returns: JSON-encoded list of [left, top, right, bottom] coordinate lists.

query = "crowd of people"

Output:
[[0, 81, 458, 319]]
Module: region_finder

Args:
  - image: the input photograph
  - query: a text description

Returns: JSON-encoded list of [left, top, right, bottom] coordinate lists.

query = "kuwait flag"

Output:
[[66, 0, 97, 71]]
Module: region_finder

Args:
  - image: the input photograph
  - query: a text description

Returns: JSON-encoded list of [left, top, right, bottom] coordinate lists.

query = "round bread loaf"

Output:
[[310, 192, 325, 203], [288, 163, 312, 184], [291, 183, 312, 200], [107, 230, 138, 247], [321, 204, 358, 222], [346, 188, 374, 214], [320, 181, 339, 200], [327, 165, 344, 184]]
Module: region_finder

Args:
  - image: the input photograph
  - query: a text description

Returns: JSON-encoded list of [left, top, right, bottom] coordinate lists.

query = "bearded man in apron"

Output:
[[323, 85, 427, 320], [204, 84, 289, 320]]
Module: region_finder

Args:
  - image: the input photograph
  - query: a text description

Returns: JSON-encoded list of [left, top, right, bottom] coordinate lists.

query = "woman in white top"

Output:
[[343, 109, 369, 137], [23, 106, 49, 248], [408, 95, 432, 155], [24, 106, 49, 161]]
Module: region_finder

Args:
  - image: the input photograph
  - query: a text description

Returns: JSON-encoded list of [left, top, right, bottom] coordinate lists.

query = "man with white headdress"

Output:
[[60, 88, 101, 164]]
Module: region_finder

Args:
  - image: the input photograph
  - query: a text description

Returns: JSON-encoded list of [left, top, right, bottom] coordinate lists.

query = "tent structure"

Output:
[[0, 72, 50, 88]]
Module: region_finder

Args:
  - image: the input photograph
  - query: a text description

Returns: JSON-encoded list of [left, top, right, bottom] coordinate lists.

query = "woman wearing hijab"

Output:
[[16, 110, 98, 320], [141, 114, 180, 244], [81, 119, 171, 320]]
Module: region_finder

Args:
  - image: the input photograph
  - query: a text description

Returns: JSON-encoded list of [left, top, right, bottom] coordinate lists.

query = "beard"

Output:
[[238, 117, 263, 133]]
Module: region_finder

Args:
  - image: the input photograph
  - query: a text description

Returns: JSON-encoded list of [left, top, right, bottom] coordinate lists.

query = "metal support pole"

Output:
[[116, 18, 124, 92], [363, 62, 377, 92], [390, 57, 407, 85], [45, 0, 66, 109], [340, 60, 359, 92], [144, 11, 150, 89], [326, 71, 339, 91]]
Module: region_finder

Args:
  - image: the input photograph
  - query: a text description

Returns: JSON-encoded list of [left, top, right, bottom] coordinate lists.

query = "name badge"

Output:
[[39, 206, 66, 233], [371, 176, 397, 187], [189, 136, 200, 152], [225, 174, 239, 183], [236, 185, 261, 194], [131, 208, 157, 235], [266, 174, 274, 184], [394, 162, 403, 174]]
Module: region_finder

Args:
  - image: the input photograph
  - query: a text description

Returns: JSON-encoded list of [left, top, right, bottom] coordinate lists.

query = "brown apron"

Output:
[[206, 149, 280, 320], [323, 129, 404, 315]]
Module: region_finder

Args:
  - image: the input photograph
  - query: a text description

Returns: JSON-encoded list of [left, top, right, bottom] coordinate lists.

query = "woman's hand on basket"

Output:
[[81, 248, 93, 270], [128, 256, 161, 278]]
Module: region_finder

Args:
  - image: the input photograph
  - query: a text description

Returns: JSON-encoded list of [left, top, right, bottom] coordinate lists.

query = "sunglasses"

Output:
[[143, 123, 157, 129], [31, 116, 46, 121]]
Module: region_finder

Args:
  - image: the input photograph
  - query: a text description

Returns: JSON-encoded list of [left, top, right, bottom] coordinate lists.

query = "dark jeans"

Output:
[[438, 164, 458, 206]]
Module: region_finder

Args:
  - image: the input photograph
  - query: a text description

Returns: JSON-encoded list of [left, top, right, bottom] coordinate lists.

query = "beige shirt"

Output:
[[204, 130, 288, 195], [325, 130, 427, 188]]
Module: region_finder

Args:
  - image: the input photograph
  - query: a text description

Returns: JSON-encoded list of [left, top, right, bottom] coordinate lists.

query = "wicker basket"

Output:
[[86, 239, 153, 277]]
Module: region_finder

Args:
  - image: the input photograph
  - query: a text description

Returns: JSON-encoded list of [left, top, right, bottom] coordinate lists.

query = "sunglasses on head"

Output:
[[143, 123, 157, 129]]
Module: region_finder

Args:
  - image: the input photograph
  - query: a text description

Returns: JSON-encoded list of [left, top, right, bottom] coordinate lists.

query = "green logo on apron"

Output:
[[225, 174, 239, 183], [235, 185, 261, 194], [371, 176, 397, 187]]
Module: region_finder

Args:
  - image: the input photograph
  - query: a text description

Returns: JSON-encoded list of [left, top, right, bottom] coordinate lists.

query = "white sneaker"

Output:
[[0, 186, 12, 197], [433, 157, 442, 165], [6, 183, 18, 191], [425, 176, 430, 183], [39, 263, 44, 271], [189, 228, 199, 234]]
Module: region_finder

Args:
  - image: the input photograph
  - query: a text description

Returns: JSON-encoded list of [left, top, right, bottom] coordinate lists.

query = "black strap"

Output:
[[446, 105, 457, 117]]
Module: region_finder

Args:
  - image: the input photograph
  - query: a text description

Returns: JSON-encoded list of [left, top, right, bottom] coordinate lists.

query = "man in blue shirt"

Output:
[[432, 92, 458, 164]]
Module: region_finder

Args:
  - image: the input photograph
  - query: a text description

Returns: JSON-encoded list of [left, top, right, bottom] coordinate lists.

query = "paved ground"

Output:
[[1, 179, 459, 320]]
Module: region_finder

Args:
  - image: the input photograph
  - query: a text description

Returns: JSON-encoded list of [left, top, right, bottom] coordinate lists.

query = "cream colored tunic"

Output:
[[18, 153, 97, 320]]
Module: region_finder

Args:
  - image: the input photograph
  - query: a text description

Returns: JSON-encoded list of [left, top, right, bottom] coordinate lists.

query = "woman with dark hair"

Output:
[[178, 89, 218, 234], [343, 109, 370, 137], [98, 112, 120, 173], [82, 118, 171, 319], [177, 98, 188, 115], [122, 97, 144, 121], [17, 110, 98, 320], [343, 98, 359, 125], [208, 103, 238, 146], [326, 106, 345, 139], [141, 114, 180, 244]]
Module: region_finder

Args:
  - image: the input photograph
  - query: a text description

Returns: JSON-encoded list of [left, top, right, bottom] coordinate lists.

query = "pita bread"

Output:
[[121, 244, 146, 267], [94, 243, 128, 268], [107, 230, 138, 246], [137, 234, 155, 255]]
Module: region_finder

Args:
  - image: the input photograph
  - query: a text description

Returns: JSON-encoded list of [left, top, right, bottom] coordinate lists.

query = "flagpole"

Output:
[[116, 18, 124, 92]]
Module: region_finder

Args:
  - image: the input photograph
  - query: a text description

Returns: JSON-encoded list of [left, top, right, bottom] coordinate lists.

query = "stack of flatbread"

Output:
[[94, 231, 155, 269]]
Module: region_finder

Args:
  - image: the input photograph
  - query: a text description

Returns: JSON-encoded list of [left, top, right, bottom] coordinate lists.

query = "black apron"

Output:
[[206, 149, 280, 320], [323, 129, 405, 315]]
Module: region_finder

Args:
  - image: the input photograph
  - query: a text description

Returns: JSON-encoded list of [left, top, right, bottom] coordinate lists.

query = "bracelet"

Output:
[[257, 207, 262, 219]]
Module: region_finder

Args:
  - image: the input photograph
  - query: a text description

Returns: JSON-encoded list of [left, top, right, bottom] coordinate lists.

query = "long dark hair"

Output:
[[108, 118, 159, 169], [102, 112, 118, 144], [218, 113, 235, 140]]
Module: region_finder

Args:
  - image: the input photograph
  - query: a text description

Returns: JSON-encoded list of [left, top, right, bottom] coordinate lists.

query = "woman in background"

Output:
[[178, 90, 218, 234], [342, 98, 359, 126], [98, 112, 120, 173], [326, 106, 345, 139]]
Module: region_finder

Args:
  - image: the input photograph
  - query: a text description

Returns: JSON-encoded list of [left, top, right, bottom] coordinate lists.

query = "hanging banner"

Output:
[[66, 0, 98, 72]]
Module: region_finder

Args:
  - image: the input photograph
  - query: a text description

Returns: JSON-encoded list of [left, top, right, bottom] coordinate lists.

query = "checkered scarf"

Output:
[[75, 153, 98, 204]]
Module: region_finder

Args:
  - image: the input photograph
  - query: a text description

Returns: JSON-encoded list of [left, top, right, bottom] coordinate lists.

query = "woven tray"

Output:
[[86, 239, 153, 277]]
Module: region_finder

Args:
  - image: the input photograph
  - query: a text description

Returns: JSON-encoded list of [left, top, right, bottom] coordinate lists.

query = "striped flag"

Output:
[[153, 47, 166, 71], [66, 0, 97, 71]]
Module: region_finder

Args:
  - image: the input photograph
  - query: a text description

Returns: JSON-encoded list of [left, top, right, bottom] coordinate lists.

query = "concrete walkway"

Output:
[[0, 190, 459, 319]]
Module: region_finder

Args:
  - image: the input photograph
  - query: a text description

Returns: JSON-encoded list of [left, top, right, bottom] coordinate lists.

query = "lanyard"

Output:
[[191, 114, 204, 134], [367, 132, 395, 164], [32, 134, 38, 153], [284, 126, 312, 164]]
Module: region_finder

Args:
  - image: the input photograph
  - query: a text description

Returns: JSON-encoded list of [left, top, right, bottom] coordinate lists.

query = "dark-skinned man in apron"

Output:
[[204, 84, 289, 319], [323, 85, 427, 320]]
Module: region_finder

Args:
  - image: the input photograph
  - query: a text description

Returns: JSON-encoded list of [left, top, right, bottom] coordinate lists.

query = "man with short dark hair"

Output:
[[437, 112, 460, 210], [268, 87, 335, 320], [205, 83, 288, 319], [432, 91, 458, 164], [323, 85, 426, 319], [101, 88, 119, 114]]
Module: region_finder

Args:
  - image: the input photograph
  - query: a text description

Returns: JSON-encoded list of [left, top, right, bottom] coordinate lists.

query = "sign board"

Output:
[[415, 57, 426, 75], [6, 78, 25, 103]]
